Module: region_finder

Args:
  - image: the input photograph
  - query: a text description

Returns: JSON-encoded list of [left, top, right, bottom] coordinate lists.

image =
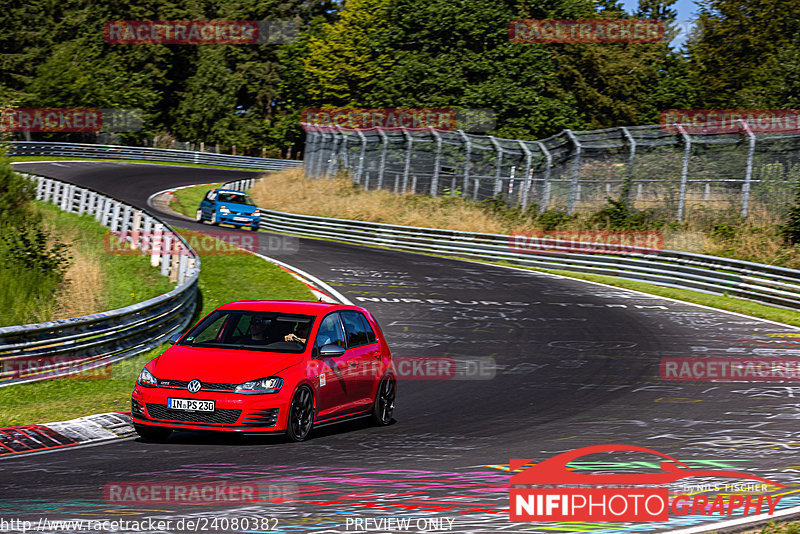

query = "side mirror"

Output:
[[168, 333, 183, 345], [318, 343, 345, 358]]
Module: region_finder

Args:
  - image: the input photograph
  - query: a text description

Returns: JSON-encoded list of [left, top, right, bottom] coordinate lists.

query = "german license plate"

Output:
[[167, 398, 215, 411], [233, 216, 250, 222]]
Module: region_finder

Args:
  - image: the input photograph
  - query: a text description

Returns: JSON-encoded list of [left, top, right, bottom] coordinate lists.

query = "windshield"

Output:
[[217, 192, 254, 205], [180, 310, 314, 353]]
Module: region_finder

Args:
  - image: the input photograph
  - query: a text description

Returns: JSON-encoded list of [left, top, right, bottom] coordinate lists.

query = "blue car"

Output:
[[195, 188, 261, 231]]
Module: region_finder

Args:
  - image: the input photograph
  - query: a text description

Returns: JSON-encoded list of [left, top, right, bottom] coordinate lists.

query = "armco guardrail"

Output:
[[224, 177, 800, 311], [9, 141, 302, 171], [0, 174, 200, 387]]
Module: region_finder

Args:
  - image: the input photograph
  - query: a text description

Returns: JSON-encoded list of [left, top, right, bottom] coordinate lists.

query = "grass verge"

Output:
[[168, 183, 222, 219], [0, 230, 315, 427], [0, 202, 174, 326]]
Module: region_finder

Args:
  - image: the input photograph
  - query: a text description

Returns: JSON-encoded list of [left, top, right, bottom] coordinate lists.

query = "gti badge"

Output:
[[187, 380, 202, 393]]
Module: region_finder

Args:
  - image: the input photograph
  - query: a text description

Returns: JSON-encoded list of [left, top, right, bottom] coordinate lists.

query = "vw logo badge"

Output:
[[187, 380, 202, 393]]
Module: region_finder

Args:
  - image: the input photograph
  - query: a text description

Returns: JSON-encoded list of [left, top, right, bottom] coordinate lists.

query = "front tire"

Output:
[[210, 211, 218, 225], [286, 386, 315, 442], [371, 375, 395, 425], [134, 424, 171, 442], [195, 209, 204, 222]]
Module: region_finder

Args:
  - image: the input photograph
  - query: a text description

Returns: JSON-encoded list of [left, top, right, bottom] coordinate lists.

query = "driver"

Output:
[[284, 321, 310, 344], [235, 316, 271, 344]]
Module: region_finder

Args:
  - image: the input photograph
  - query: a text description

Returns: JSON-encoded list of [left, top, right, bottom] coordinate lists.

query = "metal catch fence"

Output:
[[303, 123, 800, 223]]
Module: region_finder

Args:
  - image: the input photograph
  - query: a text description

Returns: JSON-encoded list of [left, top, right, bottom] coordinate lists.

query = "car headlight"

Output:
[[219, 205, 230, 214], [252, 210, 260, 217], [138, 367, 158, 387], [235, 377, 283, 394]]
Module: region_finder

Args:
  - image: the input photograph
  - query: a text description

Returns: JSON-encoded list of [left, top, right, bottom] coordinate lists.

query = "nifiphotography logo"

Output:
[[509, 444, 785, 522]]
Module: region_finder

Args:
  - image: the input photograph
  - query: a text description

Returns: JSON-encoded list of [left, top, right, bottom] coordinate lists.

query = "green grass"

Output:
[[39, 202, 175, 313], [10, 155, 274, 172], [169, 183, 221, 219], [0, 230, 315, 427]]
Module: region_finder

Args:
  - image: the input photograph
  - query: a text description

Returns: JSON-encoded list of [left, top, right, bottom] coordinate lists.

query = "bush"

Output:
[[589, 197, 662, 230]]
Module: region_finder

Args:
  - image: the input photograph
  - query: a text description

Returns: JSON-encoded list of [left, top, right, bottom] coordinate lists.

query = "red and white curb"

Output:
[[0, 412, 134, 457]]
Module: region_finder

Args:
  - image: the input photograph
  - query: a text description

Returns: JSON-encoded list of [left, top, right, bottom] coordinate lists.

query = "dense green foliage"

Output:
[[1, 0, 797, 151]]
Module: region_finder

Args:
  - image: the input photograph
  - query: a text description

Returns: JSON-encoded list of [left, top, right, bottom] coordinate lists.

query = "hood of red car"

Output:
[[149, 345, 303, 383]]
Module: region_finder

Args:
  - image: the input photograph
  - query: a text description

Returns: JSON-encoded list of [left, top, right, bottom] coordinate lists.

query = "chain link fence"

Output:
[[302, 123, 800, 223]]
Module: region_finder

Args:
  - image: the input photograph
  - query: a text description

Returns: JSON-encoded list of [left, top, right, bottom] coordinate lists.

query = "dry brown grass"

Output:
[[251, 168, 800, 268], [37, 214, 105, 320], [250, 168, 508, 233]]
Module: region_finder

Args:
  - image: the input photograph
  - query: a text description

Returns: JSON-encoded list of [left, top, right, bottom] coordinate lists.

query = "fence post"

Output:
[[676, 125, 691, 222], [429, 127, 442, 197], [488, 136, 504, 197], [620, 126, 636, 207], [739, 119, 756, 218], [534, 141, 552, 213], [339, 128, 350, 171], [327, 128, 341, 177], [457, 130, 472, 199], [355, 129, 367, 185], [402, 129, 413, 194], [315, 129, 328, 179], [377, 128, 388, 191], [564, 130, 582, 214], [517, 141, 533, 210]]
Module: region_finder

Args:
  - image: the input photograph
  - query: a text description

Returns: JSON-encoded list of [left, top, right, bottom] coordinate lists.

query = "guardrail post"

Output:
[[535, 141, 553, 213], [402, 129, 413, 194], [564, 130, 582, 214], [518, 141, 533, 210], [59, 183, 70, 211], [151, 223, 163, 267], [488, 136, 504, 197], [676, 125, 691, 222], [429, 127, 442, 197], [160, 233, 172, 276], [130, 210, 142, 250], [620, 126, 636, 207], [43, 179, 53, 202], [77, 189, 88, 215], [377, 128, 388, 191], [355, 129, 367, 185], [169, 239, 180, 282], [35, 176, 45, 200], [739, 119, 756, 218], [110, 201, 122, 232]]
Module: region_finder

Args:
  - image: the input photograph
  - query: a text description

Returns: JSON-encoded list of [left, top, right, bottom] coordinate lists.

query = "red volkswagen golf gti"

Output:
[[130, 300, 395, 442]]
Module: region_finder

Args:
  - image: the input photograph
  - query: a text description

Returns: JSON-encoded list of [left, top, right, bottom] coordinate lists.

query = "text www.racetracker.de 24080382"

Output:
[[0, 516, 280, 533]]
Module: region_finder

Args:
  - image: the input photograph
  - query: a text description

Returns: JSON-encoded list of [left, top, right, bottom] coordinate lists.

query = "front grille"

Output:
[[145, 404, 241, 424], [241, 409, 278, 427], [131, 399, 145, 417], [156, 379, 237, 392]]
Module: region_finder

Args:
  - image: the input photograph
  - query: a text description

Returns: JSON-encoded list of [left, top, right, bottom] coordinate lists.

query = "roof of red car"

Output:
[[217, 300, 351, 314]]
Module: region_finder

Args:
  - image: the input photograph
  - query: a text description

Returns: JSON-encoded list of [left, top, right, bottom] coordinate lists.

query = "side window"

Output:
[[361, 313, 377, 344], [315, 313, 346, 349], [206, 191, 217, 201], [341, 311, 369, 347]]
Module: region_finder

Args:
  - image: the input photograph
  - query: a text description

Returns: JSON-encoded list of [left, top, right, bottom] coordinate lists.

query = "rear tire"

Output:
[[286, 386, 315, 442], [371, 375, 395, 425], [134, 424, 171, 442]]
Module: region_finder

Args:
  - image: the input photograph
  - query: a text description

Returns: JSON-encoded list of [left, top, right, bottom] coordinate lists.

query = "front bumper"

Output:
[[131, 384, 288, 433], [216, 213, 260, 228]]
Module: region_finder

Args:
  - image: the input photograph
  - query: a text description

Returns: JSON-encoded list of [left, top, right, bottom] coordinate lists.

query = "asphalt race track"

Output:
[[3, 161, 800, 534]]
